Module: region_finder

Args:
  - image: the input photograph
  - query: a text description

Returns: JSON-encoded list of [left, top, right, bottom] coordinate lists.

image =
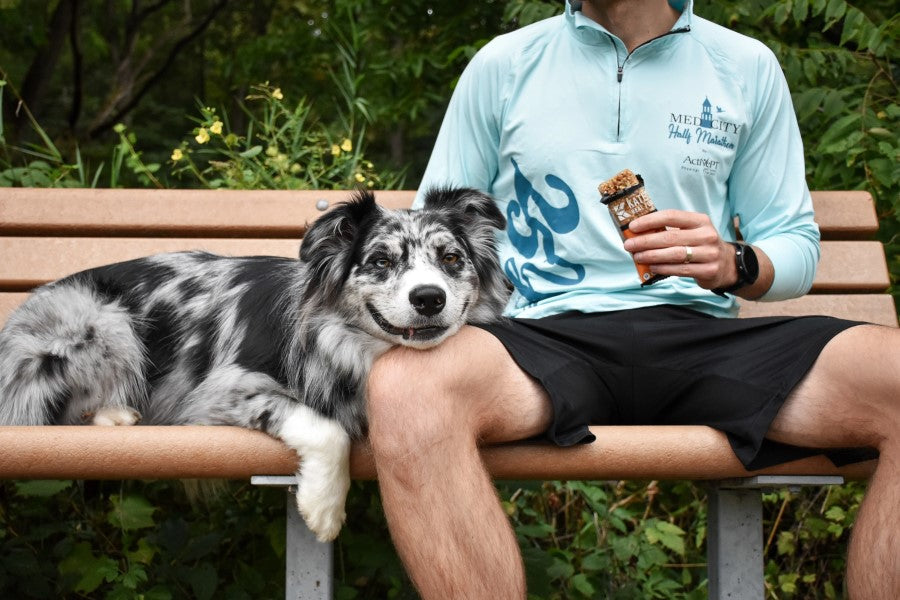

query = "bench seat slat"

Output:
[[0, 425, 875, 481], [0, 237, 889, 292], [816, 241, 890, 291], [738, 295, 897, 327], [805, 191, 879, 239], [0, 292, 895, 328]]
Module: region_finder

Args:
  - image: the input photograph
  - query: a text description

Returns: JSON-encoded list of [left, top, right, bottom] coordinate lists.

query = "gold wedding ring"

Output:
[[683, 246, 693, 264]]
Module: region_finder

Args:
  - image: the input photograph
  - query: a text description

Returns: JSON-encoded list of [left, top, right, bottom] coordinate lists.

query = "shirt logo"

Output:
[[667, 97, 739, 149], [504, 158, 584, 303]]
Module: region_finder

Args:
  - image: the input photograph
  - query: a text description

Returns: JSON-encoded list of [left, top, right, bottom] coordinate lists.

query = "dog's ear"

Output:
[[299, 190, 380, 262], [420, 186, 505, 231], [299, 190, 381, 305]]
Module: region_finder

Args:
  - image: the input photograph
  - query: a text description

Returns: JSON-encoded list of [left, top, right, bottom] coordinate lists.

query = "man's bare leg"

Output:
[[366, 326, 552, 599], [767, 324, 900, 599]]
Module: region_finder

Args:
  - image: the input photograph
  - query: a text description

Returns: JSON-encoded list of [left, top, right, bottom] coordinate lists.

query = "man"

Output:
[[365, 1, 900, 598]]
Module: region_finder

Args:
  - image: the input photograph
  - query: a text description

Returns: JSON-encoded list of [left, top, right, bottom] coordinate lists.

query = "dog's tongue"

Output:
[[405, 327, 415, 339]]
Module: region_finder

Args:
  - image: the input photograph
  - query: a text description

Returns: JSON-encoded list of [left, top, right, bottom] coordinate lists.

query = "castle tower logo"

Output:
[[700, 97, 713, 128]]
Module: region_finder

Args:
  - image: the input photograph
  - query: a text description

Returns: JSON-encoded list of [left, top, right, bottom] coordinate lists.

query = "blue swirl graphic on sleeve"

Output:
[[504, 158, 585, 302]]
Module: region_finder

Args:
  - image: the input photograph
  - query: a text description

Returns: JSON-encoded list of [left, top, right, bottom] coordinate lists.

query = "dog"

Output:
[[0, 187, 509, 541]]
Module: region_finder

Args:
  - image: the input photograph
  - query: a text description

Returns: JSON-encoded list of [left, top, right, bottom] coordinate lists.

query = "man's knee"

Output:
[[366, 346, 472, 461]]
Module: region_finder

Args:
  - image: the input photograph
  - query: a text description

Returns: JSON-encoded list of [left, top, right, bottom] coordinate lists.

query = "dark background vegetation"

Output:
[[1, 1, 897, 598]]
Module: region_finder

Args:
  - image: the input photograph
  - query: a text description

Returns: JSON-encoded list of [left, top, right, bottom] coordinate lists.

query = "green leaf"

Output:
[[611, 535, 639, 562], [792, 0, 809, 23], [825, 505, 847, 522], [570, 573, 596, 597], [818, 113, 860, 147], [516, 522, 555, 538], [779, 573, 800, 594], [58, 542, 119, 594], [580, 550, 610, 572], [185, 562, 219, 600], [645, 520, 686, 555], [14, 479, 72, 497], [108, 495, 157, 531], [546, 557, 574, 580], [794, 88, 826, 119], [121, 563, 149, 589], [824, 0, 846, 25], [239, 145, 263, 158], [126, 538, 158, 565], [777, 531, 797, 555]]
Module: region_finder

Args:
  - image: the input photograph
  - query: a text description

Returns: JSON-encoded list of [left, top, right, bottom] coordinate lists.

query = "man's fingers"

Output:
[[628, 209, 708, 233], [633, 244, 702, 266]]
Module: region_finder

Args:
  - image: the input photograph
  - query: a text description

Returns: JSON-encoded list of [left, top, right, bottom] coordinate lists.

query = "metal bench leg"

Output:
[[707, 487, 763, 599], [253, 476, 334, 600], [708, 475, 844, 600]]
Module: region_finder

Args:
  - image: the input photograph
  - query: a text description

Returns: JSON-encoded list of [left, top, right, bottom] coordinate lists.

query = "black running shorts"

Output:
[[474, 305, 877, 470]]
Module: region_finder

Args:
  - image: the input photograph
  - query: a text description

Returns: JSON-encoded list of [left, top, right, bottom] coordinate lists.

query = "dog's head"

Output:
[[299, 187, 508, 349]]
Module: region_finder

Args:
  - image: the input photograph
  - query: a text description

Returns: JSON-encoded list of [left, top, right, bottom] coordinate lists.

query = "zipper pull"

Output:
[[617, 66, 623, 82]]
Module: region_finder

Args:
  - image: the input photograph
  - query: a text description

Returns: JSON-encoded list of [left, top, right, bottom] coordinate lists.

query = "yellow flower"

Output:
[[266, 145, 279, 157], [171, 148, 183, 161], [272, 87, 284, 100], [355, 173, 366, 183], [331, 144, 341, 156], [341, 138, 353, 152], [195, 128, 210, 144], [209, 120, 223, 135]]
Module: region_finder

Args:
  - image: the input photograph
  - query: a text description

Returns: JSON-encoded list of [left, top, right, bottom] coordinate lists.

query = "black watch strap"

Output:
[[713, 242, 759, 297]]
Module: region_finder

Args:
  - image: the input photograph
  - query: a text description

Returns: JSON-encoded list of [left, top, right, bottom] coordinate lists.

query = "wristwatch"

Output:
[[713, 242, 759, 296]]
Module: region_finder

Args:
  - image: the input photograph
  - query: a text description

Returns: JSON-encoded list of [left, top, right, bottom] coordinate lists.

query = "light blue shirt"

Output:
[[415, 0, 819, 319]]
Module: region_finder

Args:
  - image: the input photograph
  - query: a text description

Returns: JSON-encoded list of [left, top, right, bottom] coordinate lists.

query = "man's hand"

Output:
[[622, 209, 738, 291]]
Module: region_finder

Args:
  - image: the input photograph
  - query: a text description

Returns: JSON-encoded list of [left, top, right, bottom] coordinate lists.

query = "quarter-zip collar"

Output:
[[564, 0, 693, 48]]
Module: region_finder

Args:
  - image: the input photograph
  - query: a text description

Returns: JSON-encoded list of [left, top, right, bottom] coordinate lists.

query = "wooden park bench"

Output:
[[0, 187, 895, 599]]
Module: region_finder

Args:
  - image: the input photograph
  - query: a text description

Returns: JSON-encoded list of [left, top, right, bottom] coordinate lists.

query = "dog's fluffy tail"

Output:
[[0, 283, 146, 425]]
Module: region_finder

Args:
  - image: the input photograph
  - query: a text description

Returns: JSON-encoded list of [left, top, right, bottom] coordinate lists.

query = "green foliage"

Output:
[[0, 76, 163, 189], [507, 481, 707, 599], [169, 84, 394, 191], [0, 480, 288, 599], [761, 483, 864, 599], [0, 480, 415, 599]]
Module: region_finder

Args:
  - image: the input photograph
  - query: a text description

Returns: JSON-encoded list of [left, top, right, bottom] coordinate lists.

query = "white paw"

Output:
[[91, 406, 142, 426], [295, 481, 347, 542], [277, 406, 352, 542]]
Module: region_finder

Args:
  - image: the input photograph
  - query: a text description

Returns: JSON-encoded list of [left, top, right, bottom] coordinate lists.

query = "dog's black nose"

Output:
[[409, 285, 446, 316]]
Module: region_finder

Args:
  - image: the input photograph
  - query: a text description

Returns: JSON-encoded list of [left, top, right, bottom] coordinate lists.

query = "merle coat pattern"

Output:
[[0, 188, 509, 541]]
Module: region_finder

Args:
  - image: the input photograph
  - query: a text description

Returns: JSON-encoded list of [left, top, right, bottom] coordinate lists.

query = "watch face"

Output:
[[739, 243, 759, 283]]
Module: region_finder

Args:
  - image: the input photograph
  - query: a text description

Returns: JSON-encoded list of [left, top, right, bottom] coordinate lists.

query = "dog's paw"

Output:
[[91, 406, 142, 426], [294, 481, 347, 542]]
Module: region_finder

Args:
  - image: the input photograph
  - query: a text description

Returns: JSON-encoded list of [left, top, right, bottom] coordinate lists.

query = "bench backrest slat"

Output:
[[0, 188, 896, 327], [0, 188, 413, 237], [0, 189, 878, 237]]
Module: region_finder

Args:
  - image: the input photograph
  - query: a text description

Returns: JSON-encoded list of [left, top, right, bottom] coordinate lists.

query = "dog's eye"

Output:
[[372, 257, 392, 269], [442, 253, 461, 265]]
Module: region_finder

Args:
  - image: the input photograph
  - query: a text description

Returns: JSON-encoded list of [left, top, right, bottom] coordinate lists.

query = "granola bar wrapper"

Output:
[[598, 170, 668, 286]]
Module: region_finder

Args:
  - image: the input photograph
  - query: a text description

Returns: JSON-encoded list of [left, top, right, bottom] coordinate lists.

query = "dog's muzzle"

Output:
[[366, 302, 449, 342]]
